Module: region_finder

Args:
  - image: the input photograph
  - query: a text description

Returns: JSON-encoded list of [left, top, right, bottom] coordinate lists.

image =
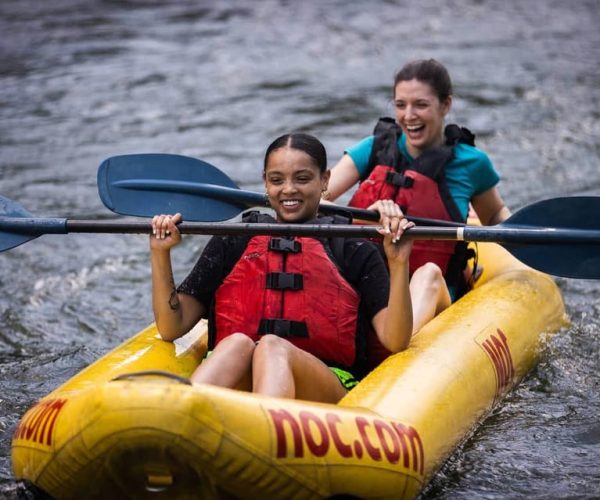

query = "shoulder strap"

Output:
[[219, 211, 276, 273], [365, 117, 406, 179], [408, 124, 476, 180], [241, 210, 276, 224], [410, 146, 454, 180], [445, 124, 476, 147], [310, 214, 350, 272]]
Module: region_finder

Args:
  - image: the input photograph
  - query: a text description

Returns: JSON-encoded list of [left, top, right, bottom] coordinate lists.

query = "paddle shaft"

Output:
[[4, 192, 600, 278], [4, 217, 600, 244]]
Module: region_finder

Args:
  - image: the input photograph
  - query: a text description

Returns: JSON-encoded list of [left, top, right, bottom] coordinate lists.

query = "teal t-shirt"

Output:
[[345, 133, 500, 220]]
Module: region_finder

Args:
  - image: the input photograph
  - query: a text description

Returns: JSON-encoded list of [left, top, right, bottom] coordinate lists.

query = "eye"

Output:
[[395, 102, 406, 110], [268, 177, 283, 184]]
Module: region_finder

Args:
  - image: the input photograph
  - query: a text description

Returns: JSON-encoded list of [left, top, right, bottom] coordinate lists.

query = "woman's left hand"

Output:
[[370, 200, 414, 265]]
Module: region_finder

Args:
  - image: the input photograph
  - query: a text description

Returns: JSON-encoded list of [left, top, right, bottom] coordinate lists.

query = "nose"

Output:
[[282, 179, 297, 193], [404, 104, 416, 119]]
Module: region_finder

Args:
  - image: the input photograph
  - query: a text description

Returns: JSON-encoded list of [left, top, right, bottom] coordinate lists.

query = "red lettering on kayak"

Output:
[[299, 411, 329, 457], [326, 413, 352, 457], [353, 439, 364, 458], [483, 338, 505, 386], [480, 328, 515, 395], [356, 416, 382, 461], [374, 419, 401, 464], [493, 329, 515, 383], [390, 421, 424, 475], [268, 408, 303, 458], [13, 398, 67, 446], [269, 408, 423, 476]]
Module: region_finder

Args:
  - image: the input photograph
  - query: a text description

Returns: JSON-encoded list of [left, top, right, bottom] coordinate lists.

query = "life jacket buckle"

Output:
[[258, 319, 309, 338], [385, 171, 414, 188], [269, 238, 302, 253], [265, 272, 304, 290]]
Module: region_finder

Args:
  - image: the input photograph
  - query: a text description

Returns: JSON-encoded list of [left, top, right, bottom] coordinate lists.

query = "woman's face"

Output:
[[263, 147, 329, 223], [394, 78, 452, 157]]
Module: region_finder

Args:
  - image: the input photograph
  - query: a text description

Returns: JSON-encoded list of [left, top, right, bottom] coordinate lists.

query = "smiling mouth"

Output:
[[281, 199, 301, 208], [406, 124, 425, 133]]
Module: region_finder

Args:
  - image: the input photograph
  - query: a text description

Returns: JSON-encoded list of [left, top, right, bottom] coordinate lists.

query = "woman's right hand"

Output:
[[150, 213, 183, 251], [370, 200, 414, 267]]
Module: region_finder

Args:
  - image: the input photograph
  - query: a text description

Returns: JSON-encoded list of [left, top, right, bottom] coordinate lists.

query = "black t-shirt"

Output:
[[177, 234, 390, 323]]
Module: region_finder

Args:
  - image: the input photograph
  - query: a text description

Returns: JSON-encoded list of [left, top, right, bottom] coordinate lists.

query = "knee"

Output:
[[412, 262, 445, 288], [219, 332, 256, 355], [412, 263, 451, 311], [254, 334, 291, 358]]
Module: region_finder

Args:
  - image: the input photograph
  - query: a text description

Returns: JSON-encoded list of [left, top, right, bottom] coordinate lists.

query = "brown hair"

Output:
[[393, 59, 453, 101]]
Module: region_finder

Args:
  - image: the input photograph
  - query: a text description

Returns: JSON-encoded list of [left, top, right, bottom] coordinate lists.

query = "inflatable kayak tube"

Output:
[[12, 242, 566, 499]]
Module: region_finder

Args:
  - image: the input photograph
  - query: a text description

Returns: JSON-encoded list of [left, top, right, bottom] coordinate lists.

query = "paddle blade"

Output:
[[502, 196, 600, 279], [0, 196, 42, 251], [97, 154, 248, 221]]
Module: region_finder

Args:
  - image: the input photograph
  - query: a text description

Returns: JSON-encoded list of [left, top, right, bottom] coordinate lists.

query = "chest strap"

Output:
[[385, 171, 415, 187], [258, 319, 309, 338], [261, 236, 308, 338], [269, 238, 302, 253], [266, 272, 303, 290]]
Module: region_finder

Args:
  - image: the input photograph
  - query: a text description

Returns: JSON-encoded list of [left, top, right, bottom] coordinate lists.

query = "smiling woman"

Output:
[[325, 58, 512, 336], [148, 132, 415, 404]]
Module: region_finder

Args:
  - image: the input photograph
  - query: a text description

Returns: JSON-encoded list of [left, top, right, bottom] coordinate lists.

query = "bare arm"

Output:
[[150, 213, 206, 341], [324, 154, 361, 202], [471, 186, 511, 225], [370, 201, 414, 353]]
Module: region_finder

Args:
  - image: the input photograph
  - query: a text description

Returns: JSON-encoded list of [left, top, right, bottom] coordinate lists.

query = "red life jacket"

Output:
[[211, 226, 363, 370], [350, 119, 477, 370], [348, 118, 475, 287]]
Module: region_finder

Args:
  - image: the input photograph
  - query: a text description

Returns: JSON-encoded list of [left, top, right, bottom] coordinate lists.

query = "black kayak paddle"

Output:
[[1, 195, 600, 279]]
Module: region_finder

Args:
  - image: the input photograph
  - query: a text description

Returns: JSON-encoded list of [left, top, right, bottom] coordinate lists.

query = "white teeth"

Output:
[[407, 125, 423, 131], [282, 200, 300, 207]]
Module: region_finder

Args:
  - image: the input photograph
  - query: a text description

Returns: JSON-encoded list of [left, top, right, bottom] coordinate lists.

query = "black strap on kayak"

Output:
[[111, 370, 192, 385]]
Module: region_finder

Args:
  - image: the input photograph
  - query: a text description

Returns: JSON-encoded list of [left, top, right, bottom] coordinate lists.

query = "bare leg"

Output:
[[190, 332, 255, 390], [410, 262, 451, 334], [252, 334, 347, 403]]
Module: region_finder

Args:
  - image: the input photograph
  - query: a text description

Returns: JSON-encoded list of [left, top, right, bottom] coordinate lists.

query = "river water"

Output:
[[1, 0, 599, 498]]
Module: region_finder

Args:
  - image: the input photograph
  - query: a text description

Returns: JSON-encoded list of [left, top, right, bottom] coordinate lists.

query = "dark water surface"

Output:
[[1, 0, 599, 498]]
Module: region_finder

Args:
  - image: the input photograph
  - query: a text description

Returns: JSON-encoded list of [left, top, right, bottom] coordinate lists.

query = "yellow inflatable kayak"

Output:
[[11, 241, 566, 499]]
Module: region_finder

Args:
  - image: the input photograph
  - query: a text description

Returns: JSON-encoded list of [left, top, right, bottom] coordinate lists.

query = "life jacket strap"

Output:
[[258, 319, 309, 338], [266, 272, 304, 290]]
